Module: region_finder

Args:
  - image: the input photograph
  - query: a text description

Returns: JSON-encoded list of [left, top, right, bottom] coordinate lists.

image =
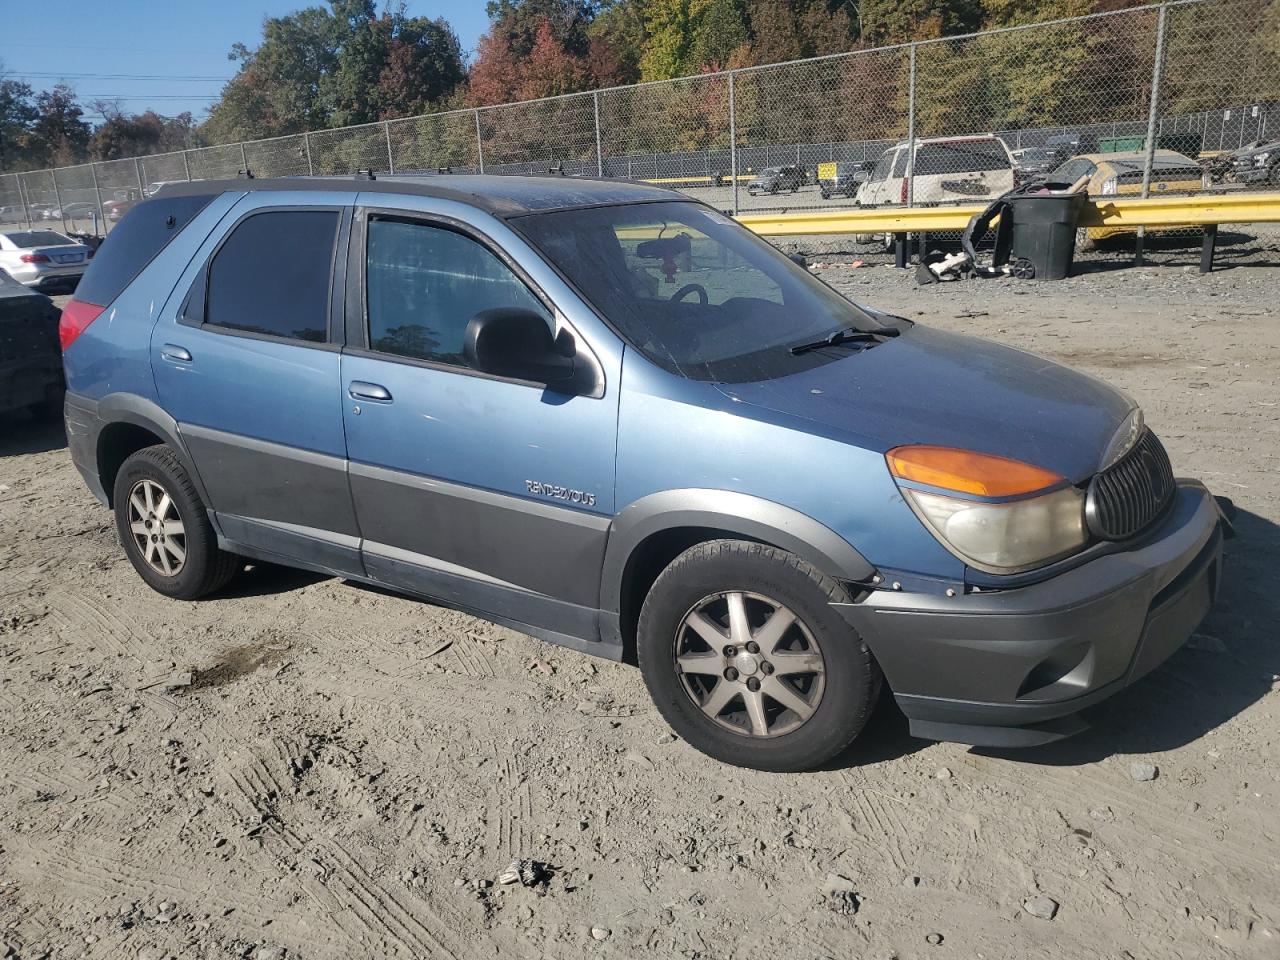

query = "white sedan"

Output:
[[0, 229, 92, 291]]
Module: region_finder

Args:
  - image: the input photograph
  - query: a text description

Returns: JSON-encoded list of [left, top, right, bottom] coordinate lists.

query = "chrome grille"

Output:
[[1086, 430, 1175, 541]]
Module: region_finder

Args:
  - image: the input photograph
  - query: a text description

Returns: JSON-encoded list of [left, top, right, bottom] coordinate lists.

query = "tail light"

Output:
[[20, 253, 50, 264], [900, 177, 909, 203], [59, 299, 105, 352]]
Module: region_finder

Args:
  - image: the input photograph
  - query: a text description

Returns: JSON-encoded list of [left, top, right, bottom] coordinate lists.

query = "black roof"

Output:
[[154, 173, 687, 217]]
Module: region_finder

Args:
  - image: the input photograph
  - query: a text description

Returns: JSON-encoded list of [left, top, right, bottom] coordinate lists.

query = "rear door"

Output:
[[150, 191, 362, 575]]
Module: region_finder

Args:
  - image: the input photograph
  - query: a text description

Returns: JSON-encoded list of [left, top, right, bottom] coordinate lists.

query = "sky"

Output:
[[0, 0, 491, 123]]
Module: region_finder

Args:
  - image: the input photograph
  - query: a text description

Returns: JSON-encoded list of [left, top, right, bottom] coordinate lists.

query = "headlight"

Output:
[[887, 445, 1088, 574], [1255, 151, 1271, 165]]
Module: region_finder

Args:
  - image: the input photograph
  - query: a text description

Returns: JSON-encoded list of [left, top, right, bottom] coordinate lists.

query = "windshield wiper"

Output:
[[790, 325, 901, 355]]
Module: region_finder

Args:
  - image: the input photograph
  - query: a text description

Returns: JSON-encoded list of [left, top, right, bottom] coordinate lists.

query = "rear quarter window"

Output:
[[74, 193, 217, 307]]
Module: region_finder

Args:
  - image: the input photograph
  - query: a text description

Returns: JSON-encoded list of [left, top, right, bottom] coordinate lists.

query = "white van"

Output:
[[856, 135, 1015, 206]]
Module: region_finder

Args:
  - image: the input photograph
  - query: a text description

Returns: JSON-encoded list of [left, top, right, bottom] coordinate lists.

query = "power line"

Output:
[[8, 71, 231, 82], [80, 94, 223, 100]]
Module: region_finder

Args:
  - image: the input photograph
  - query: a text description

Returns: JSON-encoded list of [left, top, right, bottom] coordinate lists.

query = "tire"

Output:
[[112, 445, 240, 600], [637, 540, 881, 772]]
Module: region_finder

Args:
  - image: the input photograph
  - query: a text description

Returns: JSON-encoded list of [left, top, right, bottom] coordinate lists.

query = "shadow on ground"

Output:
[[0, 412, 66, 457], [977, 506, 1278, 766]]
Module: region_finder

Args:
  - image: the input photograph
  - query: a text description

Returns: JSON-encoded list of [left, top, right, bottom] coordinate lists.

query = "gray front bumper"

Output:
[[835, 481, 1225, 747]]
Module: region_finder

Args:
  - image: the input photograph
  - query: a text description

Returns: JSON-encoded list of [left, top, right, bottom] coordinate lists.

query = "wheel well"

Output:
[[617, 527, 760, 665], [97, 423, 165, 507]]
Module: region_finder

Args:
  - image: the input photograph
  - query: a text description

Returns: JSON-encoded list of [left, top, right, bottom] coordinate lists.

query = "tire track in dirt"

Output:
[[48, 591, 151, 664], [209, 727, 472, 960], [11, 836, 276, 925], [484, 743, 532, 862], [838, 777, 912, 872]]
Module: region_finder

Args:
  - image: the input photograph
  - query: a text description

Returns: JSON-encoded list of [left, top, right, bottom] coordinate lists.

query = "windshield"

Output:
[[5, 231, 74, 248], [513, 200, 886, 383]]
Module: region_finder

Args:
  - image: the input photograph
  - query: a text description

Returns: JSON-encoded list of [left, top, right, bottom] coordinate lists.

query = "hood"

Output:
[[717, 325, 1134, 483]]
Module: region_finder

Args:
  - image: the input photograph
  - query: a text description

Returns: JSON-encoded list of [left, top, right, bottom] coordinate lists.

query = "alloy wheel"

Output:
[[673, 591, 826, 738], [126, 478, 187, 577]]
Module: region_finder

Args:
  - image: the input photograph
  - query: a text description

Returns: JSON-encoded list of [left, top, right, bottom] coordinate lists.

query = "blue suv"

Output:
[[60, 175, 1229, 771]]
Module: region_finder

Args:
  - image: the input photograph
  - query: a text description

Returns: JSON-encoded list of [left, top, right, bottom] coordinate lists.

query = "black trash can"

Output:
[[1005, 186, 1087, 281]]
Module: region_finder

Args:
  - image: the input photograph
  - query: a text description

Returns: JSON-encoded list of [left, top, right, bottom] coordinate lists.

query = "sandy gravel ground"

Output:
[[2, 263, 1278, 960]]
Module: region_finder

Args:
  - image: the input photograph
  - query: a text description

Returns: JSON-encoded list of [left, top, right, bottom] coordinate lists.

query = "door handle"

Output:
[[348, 381, 393, 403], [160, 343, 192, 363]]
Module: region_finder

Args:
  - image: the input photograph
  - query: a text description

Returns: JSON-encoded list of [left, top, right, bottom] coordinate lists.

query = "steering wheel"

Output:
[[670, 283, 708, 305]]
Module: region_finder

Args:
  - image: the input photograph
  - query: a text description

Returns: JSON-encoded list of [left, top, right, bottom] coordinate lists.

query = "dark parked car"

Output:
[[747, 165, 807, 195], [0, 269, 64, 418], [1011, 146, 1061, 180], [1229, 139, 1279, 184], [818, 161, 873, 199], [60, 175, 1228, 771]]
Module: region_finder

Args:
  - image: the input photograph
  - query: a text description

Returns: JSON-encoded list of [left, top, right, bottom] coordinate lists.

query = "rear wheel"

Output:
[[113, 445, 240, 600], [637, 540, 880, 772]]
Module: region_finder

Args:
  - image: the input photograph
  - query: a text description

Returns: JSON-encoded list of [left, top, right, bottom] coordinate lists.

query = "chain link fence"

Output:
[[1, 0, 1275, 267]]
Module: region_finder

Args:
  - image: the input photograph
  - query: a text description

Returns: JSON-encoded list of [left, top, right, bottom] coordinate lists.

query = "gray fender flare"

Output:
[[92, 393, 211, 508], [599, 488, 876, 615]]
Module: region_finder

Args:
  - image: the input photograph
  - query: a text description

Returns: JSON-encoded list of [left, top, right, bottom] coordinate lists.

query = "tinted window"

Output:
[[891, 150, 909, 177], [515, 200, 886, 383], [4, 231, 74, 248], [75, 194, 215, 307], [915, 140, 1010, 175], [1051, 158, 1096, 182], [366, 217, 549, 367], [206, 210, 337, 343]]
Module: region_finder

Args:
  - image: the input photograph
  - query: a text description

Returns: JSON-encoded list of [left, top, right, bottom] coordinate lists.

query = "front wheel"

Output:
[[113, 445, 241, 600], [637, 540, 880, 772]]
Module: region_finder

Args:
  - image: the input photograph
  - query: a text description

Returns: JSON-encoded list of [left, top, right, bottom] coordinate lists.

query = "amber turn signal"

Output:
[[886, 445, 1064, 498]]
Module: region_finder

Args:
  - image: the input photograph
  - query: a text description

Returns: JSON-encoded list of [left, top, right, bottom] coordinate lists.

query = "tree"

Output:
[[469, 0, 604, 105], [204, 6, 337, 142], [376, 15, 466, 119], [0, 76, 38, 172], [691, 0, 749, 70], [29, 84, 91, 168], [89, 108, 199, 161]]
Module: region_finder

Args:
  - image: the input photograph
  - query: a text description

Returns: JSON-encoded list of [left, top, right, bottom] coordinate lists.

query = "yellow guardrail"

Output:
[[736, 191, 1280, 236]]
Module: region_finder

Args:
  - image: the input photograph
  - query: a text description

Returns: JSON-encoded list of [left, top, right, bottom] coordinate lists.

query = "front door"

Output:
[[151, 194, 361, 575], [339, 205, 618, 641]]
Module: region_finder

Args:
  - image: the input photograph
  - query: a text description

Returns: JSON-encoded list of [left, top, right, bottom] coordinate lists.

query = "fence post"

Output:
[[181, 151, 191, 181], [134, 157, 145, 196], [906, 43, 917, 210], [474, 109, 485, 173], [593, 91, 604, 178], [240, 143, 249, 174], [384, 121, 395, 173], [1136, 2, 1169, 266], [17, 175, 32, 228], [50, 170, 64, 227], [729, 70, 738, 217], [90, 163, 105, 231], [304, 133, 314, 176]]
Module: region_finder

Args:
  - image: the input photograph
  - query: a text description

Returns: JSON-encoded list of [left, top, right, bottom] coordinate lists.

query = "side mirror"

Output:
[[464, 308, 576, 387]]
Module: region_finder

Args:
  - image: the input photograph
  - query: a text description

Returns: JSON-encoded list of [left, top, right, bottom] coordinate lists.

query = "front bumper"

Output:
[[835, 480, 1226, 747]]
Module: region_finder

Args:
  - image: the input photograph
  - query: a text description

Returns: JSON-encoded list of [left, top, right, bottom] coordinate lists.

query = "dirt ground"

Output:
[[2, 261, 1278, 960]]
